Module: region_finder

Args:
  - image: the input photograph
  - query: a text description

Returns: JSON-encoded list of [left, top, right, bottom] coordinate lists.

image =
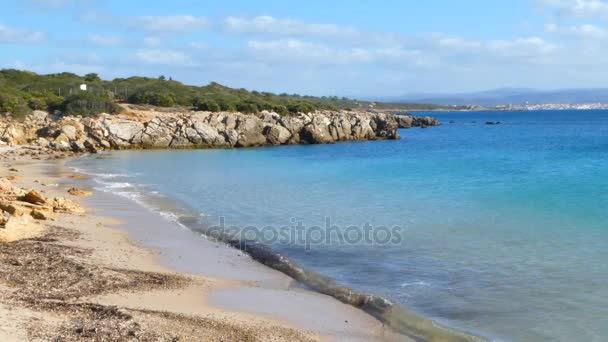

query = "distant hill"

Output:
[[390, 88, 608, 107]]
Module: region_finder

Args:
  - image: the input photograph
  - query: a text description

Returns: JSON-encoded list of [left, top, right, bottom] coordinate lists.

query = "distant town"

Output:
[[494, 103, 608, 111]]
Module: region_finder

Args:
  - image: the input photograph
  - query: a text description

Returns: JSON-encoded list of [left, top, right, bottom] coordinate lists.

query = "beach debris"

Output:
[[67, 188, 92, 197], [19, 190, 47, 205]]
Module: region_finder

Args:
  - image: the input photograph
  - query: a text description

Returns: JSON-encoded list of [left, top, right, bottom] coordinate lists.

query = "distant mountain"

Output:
[[388, 88, 608, 107]]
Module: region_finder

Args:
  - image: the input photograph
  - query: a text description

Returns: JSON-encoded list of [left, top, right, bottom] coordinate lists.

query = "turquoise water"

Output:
[[70, 110, 608, 342]]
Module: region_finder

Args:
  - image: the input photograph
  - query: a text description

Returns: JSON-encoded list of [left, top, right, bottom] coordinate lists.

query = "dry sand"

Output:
[[0, 147, 407, 341]]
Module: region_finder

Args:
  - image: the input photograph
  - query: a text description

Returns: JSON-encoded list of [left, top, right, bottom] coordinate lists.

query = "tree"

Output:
[[84, 73, 101, 83]]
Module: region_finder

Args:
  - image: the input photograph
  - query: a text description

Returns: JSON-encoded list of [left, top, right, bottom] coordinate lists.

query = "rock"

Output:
[[19, 190, 47, 205], [0, 212, 8, 228], [83, 140, 99, 153], [192, 120, 222, 145], [67, 188, 92, 197], [0, 177, 14, 193], [36, 137, 49, 146], [106, 120, 144, 143], [54, 132, 70, 144], [60, 125, 78, 141], [485, 121, 502, 125], [396, 115, 414, 128], [52, 197, 84, 214], [30, 209, 51, 221], [1, 125, 26, 145], [0, 215, 45, 242], [396, 115, 441, 128], [264, 124, 292, 145], [0, 109, 428, 152], [0, 202, 26, 217], [236, 118, 266, 147], [31, 110, 48, 123], [70, 141, 86, 153]]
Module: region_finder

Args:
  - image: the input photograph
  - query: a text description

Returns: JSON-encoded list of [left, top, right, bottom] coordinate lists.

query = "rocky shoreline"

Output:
[[0, 108, 439, 153]]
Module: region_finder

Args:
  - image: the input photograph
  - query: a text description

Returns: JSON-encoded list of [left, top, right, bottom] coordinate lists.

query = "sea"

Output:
[[68, 110, 608, 342]]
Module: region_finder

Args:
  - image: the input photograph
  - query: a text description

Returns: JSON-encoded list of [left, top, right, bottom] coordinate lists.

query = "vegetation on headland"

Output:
[[0, 69, 459, 118]]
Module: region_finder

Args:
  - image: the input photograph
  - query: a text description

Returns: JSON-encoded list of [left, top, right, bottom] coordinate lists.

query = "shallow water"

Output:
[[70, 110, 608, 342]]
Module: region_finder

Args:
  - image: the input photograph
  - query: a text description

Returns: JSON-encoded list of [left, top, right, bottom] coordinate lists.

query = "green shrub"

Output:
[[288, 102, 316, 114], [11, 103, 32, 119], [237, 102, 259, 114], [194, 98, 221, 112], [61, 91, 122, 116], [0, 92, 21, 113]]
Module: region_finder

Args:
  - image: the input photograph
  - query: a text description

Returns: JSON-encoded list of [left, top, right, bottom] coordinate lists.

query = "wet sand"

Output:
[[0, 147, 405, 341]]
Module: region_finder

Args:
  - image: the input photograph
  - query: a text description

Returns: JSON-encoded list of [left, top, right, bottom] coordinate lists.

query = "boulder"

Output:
[[264, 124, 292, 145], [60, 125, 78, 141], [67, 188, 92, 197], [30, 110, 48, 123], [0, 202, 26, 217], [106, 120, 144, 143], [19, 190, 47, 205], [0, 177, 14, 194], [192, 120, 222, 145], [0, 215, 45, 243], [31, 209, 51, 221], [0, 212, 8, 228], [52, 197, 84, 214], [70, 141, 86, 153], [236, 118, 266, 147]]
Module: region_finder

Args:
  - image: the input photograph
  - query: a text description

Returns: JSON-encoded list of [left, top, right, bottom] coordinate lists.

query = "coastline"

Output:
[[0, 147, 404, 341], [67, 150, 487, 342]]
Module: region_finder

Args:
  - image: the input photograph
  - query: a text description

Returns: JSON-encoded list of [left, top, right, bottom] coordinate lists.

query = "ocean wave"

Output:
[[401, 280, 431, 288]]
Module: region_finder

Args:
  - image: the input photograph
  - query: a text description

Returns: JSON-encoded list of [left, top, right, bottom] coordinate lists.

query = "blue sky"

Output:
[[1, 0, 608, 97]]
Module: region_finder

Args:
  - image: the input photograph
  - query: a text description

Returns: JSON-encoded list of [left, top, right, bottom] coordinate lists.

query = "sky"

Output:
[[1, 0, 608, 97]]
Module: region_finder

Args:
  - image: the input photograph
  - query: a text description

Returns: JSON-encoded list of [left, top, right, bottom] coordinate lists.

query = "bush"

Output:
[[288, 102, 316, 114], [128, 90, 176, 107], [194, 99, 221, 112], [11, 103, 32, 119], [0, 92, 21, 113], [61, 91, 122, 116], [236, 102, 259, 114]]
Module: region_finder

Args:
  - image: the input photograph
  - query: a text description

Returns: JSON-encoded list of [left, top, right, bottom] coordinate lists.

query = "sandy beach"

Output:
[[0, 146, 405, 341]]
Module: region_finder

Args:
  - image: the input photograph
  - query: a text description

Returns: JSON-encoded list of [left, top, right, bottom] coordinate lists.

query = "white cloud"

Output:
[[135, 49, 193, 66], [536, 0, 608, 17], [570, 23, 608, 38], [25, 0, 93, 8], [189, 42, 209, 50], [225, 16, 399, 45], [0, 23, 46, 43], [133, 15, 211, 33], [431, 34, 557, 57], [86, 34, 122, 47], [486, 37, 558, 55], [143, 36, 162, 47], [247, 39, 436, 67], [434, 35, 483, 50], [546, 23, 608, 40]]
